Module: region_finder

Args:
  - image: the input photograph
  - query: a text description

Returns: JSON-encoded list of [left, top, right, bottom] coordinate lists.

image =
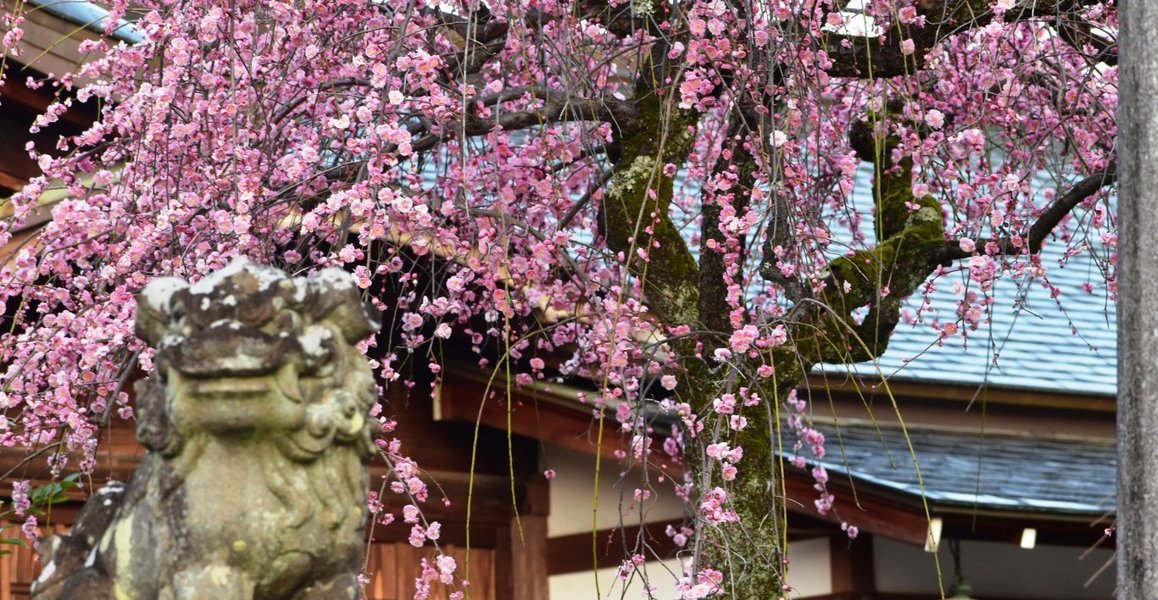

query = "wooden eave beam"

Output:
[[0, 64, 97, 129], [785, 464, 1115, 549], [435, 367, 654, 465], [805, 374, 1116, 413], [783, 467, 931, 547], [437, 364, 1110, 548], [0, 170, 27, 194], [546, 521, 684, 575]]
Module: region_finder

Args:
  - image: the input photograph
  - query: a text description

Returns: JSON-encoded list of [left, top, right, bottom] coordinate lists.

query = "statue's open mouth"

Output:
[[186, 377, 273, 400], [173, 361, 302, 404]]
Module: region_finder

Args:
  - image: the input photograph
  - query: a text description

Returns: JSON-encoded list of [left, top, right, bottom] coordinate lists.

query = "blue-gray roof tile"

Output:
[[794, 422, 1117, 515]]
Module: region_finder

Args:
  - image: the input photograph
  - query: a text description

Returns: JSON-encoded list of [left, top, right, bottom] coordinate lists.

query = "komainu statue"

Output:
[[32, 259, 382, 600]]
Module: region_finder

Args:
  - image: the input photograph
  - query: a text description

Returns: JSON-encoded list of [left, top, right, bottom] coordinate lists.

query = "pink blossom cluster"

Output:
[[413, 555, 462, 600], [784, 390, 856, 538], [675, 567, 723, 599], [0, 0, 1117, 593]]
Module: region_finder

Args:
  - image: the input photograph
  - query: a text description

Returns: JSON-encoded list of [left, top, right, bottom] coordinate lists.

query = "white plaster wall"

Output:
[[549, 559, 683, 600], [545, 446, 687, 598], [544, 447, 835, 598], [546, 537, 833, 598], [785, 536, 832, 597], [874, 536, 1115, 599], [545, 447, 685, 537]]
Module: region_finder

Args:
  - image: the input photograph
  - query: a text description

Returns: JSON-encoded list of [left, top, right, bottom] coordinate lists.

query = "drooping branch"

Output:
[[409, 95, 638, 154], [931, 162, 1117, 263]]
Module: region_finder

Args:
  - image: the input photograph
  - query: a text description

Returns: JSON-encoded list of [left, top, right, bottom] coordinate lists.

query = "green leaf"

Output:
[[29, 473, 84, 509]]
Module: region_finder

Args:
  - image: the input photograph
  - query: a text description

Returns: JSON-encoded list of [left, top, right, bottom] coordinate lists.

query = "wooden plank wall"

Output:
[[0, 527, 495, 600]]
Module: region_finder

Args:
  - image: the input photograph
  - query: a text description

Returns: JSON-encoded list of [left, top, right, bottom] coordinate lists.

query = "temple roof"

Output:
[[804, 422, 1116, 517]]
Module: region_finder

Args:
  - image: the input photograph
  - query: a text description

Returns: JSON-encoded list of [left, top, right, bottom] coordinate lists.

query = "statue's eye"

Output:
[[169, 300, 186, 323], [272, 310, 300, 333]]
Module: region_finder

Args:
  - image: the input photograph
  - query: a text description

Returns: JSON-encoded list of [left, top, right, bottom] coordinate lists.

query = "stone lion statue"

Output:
[[32, 259, 381, 600]]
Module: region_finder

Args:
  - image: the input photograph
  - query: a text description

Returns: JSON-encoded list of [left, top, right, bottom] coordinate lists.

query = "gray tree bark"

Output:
[[1117, 1, 1158, 597]]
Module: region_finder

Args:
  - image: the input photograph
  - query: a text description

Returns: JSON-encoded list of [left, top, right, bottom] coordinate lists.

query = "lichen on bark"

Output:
[[601, 90, 701, 329]]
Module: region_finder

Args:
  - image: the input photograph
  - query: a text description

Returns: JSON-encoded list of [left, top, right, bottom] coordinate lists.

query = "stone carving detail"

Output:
[[33, 259, 382, 600]]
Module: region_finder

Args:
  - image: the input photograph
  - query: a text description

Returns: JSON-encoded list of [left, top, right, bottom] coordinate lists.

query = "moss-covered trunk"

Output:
[[602, 41, 952, 594]]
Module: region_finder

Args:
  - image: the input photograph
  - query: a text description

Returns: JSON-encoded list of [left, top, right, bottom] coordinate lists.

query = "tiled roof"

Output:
[[801, 422, 1117, 516], [27, 0, 145, 43], [830, 163, 1117, 397]]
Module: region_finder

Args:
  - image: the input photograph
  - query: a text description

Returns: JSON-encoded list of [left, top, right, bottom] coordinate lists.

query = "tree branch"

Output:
[[408, 96, 638, 154], [758, 188, 810, 304], [428, 7, 509, 45], [273, 78, 371, 124], [472, 85, 638, 131], [598, 40, 701, 329], [700, 116, 754, 336], [931, 161, 1117, 263], [824, 0, 1114, 78], [557, 168, 613, 230]]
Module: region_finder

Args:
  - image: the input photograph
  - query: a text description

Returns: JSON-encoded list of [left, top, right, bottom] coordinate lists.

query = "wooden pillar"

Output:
[[495, 448, 550, 600], [1118, 0, 1158, 596], [500, 515, 549, 600], [829, 533, 875, 599]]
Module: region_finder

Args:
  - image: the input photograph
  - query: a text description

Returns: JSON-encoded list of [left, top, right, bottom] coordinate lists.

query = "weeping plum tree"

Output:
[[0, 0, 1117, 597]]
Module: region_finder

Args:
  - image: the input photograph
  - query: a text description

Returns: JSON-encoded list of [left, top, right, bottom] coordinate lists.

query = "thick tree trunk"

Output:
[[1117, 1, 1158, 596]]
